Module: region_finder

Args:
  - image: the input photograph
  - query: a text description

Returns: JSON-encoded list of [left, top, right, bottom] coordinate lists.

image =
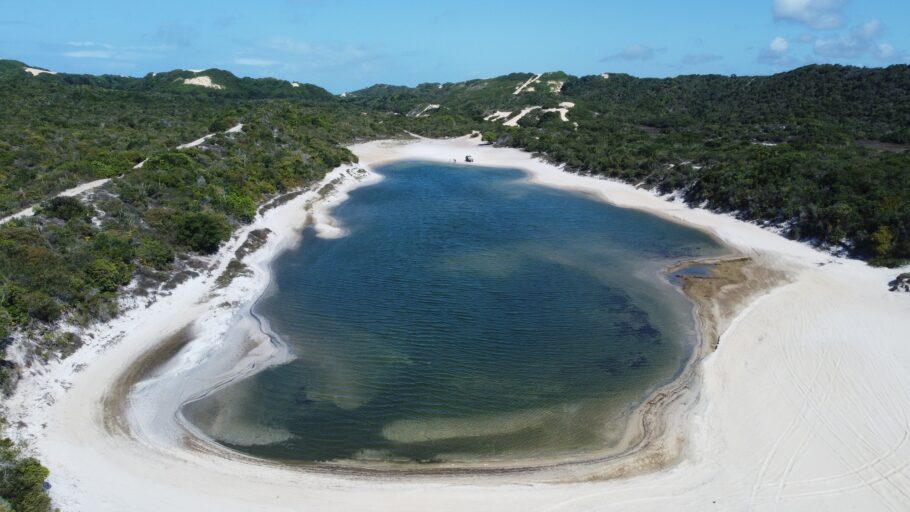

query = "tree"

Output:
[[40, 196, 89, 221], [0, 439, 51, 512], [872, 226, 895, 259], [86, 259, 132, 292], [137, 237, 174, 270], [172, 212, 232, 254], [224, 193, 257, 223]]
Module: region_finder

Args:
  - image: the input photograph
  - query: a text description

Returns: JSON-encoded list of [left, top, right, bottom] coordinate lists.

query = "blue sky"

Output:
[[1, 0, 908, 92]]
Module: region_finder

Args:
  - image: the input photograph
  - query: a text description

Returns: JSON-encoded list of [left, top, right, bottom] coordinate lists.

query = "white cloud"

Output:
[[758, 36, 797, 66], [60, 41, 168, 62], [773, 0, 847, 29], [66, 41, 112, 48], [856, 19, 882, 40], [812, 19, 903, 61], [63, 50, 113, 59], [770, 36, 790, 52], [876, 43, 896, 60], [814, 35, 864, 58]]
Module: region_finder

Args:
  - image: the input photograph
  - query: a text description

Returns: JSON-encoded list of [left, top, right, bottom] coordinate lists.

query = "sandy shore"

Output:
[[5, 135, 910, 511]]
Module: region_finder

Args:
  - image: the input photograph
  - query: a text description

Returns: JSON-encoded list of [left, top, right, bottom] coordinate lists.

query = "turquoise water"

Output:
[[185, 161, 724, 465]]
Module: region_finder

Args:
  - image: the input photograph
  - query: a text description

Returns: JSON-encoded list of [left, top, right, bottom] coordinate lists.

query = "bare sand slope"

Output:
[[5, 136, 910, 511]]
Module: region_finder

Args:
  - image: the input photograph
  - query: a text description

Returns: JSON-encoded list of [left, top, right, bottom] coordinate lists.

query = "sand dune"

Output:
[[541, 102, 575, 122], [503, 106, 542, 127], [414, 104, 440, 117], [484, 111, 512, 122], [24, 66, 57, 76], [182, 76, 224, 89]]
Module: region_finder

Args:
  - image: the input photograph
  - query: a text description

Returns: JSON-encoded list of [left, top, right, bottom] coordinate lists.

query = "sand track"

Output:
[[1, 124, 244, 225]]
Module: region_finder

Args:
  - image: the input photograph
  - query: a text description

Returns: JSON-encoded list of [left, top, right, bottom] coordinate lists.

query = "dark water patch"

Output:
[[184, 161, 724, 465], [668, 263, 714, 286]]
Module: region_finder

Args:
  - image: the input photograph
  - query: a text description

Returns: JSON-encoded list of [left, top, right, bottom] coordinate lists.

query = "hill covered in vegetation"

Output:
[[0, 60, 907, 380], [346, 65, 910, 265], [0, 61, 415, 388]]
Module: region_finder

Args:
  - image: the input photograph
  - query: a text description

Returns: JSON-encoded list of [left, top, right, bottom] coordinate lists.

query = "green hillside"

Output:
[[0, 59, 908, 397], [347, 65, 910, 264]]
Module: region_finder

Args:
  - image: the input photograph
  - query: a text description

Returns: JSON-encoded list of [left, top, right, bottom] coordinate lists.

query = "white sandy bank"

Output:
[[5, 135, 910, 511]]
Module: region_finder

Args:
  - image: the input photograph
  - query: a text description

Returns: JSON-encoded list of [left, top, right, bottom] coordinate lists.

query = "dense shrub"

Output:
[[0, 439, 51, 512], [172, 212, 232, 254], [137, 237, 174, 270], [40, 196, 89, 221]]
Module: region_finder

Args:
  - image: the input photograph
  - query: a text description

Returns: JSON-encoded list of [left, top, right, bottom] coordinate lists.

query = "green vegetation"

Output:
[[0, 437, 51, 512], [0, 61, 409, 395], [0, 61, 907, 506], [1, 60, 908, 387], [346, 64, 910, 265]]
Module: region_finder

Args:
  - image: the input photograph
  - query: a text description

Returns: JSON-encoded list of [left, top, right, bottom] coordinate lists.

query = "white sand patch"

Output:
[[503, 106, 541, 127], [513, 73, 541, 95], [182, 76, 224, 90], [541, 102, 575, 122], [176, 135, 213, 150], [414, 104, 440, 117], [4, 135, 910, 511], [0, 179, 109, 225], [291, 82, 300, 88], [177, 123, 243, 149], [546, 80, 563, 93], [484, 111, 512, 122], [24, 67, 57, 76], [601, 72, 610, 79]]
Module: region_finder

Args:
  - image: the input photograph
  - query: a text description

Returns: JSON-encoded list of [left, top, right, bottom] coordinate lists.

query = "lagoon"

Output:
[[185, 161, 724, 465]]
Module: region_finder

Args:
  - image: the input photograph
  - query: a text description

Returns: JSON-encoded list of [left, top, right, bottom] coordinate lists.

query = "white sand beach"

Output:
[[5, 135, 910, 511]]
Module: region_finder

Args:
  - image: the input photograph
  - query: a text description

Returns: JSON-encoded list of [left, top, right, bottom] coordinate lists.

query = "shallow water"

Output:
[[185, 161, 724, 464], [668, 263, 714, 286]]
